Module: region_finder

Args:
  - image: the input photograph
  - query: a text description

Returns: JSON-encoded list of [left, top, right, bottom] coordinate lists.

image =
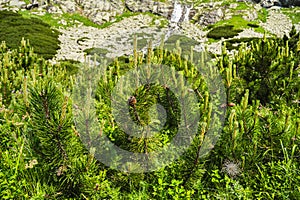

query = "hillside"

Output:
[[1, 0, 300, 60]]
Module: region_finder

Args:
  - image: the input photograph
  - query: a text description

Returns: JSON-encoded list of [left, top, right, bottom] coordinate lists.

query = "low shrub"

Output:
[[207, 25, 243, 39], [247, 23, 260, 28], [0, 10, 60, 59]]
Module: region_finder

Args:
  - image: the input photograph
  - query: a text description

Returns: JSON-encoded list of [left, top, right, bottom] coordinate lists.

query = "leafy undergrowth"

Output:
[[0, 24, 300, 200]]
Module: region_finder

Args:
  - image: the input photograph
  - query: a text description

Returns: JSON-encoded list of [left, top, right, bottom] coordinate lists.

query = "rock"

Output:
[[229, 3, 238, 9], [197, 8, 225, 26], [0, 0, 10, 5], [242, 10, 258, 21], [233, 28, 265, 38], [55, 14, 170, 62], [46, 5, 62, 14], [268, 5, 282, 9], [254, 0, 300, 7], [260, 10, 293, 37], [295, 24, 300, 32], [59, 1, 76, 13], [43, 0, 124, 25], [260, 0, 281, 8], [179, 21, 207, 42], [280, 0, 300, 6], [59, 19, 67, 26], [125, 0, 173, 18], [9, 0, 26, 8], [26, 2, 39, 10], [0, 0, 125, 25]]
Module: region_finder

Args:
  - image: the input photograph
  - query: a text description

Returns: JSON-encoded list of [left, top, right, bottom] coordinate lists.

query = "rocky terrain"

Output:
[[55, 14, 169, 62], [260, 9, 293, 37], [1, 0, 300, 61]]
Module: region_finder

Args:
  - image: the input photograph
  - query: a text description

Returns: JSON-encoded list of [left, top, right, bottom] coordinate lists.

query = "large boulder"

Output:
[[197, 8, 224, 26], [53, 0, 125, 24]]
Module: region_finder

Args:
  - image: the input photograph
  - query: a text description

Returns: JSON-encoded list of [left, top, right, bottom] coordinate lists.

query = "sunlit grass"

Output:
[[282, 7, 300, 24], [19, 10, 138, 29], [211, 15, 266, 34]]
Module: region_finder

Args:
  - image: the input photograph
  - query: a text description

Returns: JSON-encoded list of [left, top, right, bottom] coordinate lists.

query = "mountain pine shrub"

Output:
[[0, 31, 299, 199], [0, 10, 60, 59]]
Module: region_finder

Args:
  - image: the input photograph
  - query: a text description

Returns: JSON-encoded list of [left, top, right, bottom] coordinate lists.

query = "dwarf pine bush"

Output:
[[0, 10, 60, 59], [0, 30, 299, 198]]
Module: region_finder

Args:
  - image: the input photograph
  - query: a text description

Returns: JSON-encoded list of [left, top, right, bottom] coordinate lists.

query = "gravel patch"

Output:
[[55, 15, 210, 62], [55, 9, 295, 62], [55, 14, 169, 62], [234, 28, 265, 38]]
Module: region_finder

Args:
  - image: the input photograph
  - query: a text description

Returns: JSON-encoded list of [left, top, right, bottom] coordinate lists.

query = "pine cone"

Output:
[[128, 96, 137, 107]]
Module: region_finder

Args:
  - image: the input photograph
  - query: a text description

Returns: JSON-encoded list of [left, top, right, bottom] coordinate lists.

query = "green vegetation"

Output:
[[205, 14, 267, 45], [1, 23, 300, 198], [95, 11, 139, 29], [19, 10, 62, 27], [213, 15, 265, 33], [220, 27, 300, 106], [165, 34, 200, 55], [0, 10, 60, 59], [130, 32, 157, 49], [84, 47, 110, 57], [234, 1, 252, 10], [1, 3, 300, 199], [19, 9, 138, 29], [257, 7, 268, 23], [282, 8, 300, 24], [247, 22, 260, 28], [207, 25, 243, 39]]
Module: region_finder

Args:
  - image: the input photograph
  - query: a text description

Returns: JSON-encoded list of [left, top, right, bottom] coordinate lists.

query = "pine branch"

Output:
[[54, 128, 68, 161]]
